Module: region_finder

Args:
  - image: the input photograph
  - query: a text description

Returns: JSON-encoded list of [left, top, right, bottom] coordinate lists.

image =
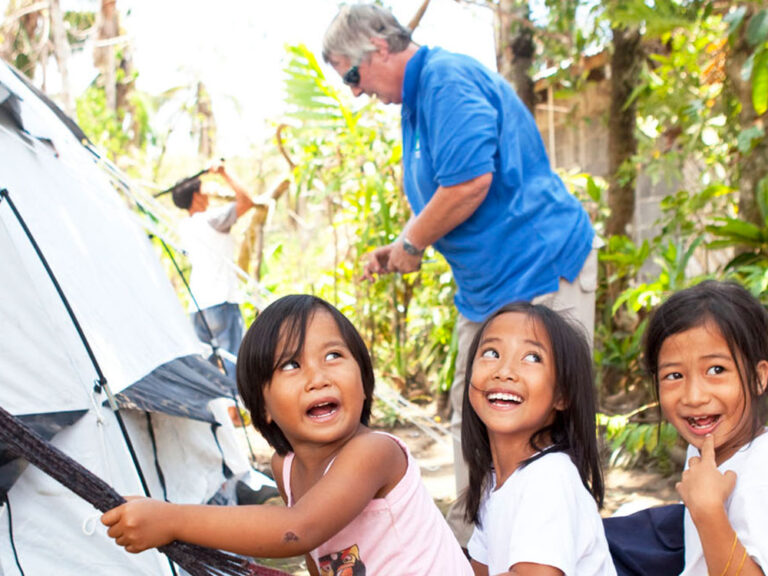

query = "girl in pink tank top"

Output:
[[102, 295, 471, 575]]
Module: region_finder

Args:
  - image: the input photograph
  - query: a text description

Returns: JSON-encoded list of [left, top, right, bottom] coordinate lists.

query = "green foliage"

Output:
[[76, 86, 131, 160], [75, 85, 153, 168], [599, 413, 678, 472], [270, 44, 456, 396]]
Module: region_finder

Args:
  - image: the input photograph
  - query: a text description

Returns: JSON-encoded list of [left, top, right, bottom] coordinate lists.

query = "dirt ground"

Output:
[[238, 422, 679, 575]]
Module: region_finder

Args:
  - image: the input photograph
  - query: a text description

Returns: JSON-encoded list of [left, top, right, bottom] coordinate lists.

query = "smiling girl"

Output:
[[645, 280, 768, 575], [102, 295, 472, 575], [462, 302, 614, 576]]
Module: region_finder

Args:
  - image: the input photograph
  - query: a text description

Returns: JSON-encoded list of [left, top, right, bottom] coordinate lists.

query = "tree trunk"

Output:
[[725, 5, 768, 227], [1, 1, 45, 80], [605, 26, 641, 238], [48, 0, 72, 113], [94, 0, 118, 111], [496, 0, 534, 112], [195, 81, 216, 159]]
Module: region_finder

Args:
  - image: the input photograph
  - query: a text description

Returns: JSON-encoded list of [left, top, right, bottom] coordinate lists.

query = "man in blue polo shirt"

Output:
[[323, 4, 599, 546]]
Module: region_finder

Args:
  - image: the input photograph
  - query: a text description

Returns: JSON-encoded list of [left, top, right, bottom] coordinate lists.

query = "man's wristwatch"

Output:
[[402, 236, 424, 256]]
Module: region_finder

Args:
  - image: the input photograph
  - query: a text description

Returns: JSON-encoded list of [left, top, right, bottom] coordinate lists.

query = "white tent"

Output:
[[0, 59, 262, 575]]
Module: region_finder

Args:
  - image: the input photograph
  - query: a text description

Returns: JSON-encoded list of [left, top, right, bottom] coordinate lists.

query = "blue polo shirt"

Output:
[[401, 46, 594, 321]]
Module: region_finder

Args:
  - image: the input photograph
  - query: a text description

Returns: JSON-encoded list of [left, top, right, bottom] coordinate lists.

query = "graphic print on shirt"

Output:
[[318, 543, 366, 576]]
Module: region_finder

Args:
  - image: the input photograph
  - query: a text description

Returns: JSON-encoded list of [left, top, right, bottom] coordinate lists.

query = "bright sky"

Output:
[[122, 0, 497, 156], [1, 0, 496, 155]]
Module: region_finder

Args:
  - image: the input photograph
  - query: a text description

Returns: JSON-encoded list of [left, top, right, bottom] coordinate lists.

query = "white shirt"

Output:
[[468, 451, 616, 576], [681, 430, 768, 575], [179, 203, 239, 310]]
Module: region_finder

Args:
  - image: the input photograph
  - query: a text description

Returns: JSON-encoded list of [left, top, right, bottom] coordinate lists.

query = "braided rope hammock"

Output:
[[0, 405, 290, 576]]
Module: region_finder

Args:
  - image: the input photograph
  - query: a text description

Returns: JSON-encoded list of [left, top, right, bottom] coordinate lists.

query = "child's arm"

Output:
[[212, 165, 254, 218], [678, 434, 765, 576], [269, 454, 320, 576], [101, 432, 406, 558]]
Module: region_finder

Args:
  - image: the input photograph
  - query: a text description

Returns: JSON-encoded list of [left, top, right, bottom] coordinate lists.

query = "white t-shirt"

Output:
[[179, 203, 239, 310], [681, 430, 768, 575], [468, 451, 616, 576]]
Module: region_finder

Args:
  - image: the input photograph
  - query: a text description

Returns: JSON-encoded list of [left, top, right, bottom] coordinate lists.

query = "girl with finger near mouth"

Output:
[[645, 280, 768, 576]]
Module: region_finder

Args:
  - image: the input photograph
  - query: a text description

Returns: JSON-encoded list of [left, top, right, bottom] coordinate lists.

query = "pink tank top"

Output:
[[282, 432, 472, 576]]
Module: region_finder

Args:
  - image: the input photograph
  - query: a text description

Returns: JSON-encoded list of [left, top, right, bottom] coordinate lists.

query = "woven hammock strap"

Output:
[[0, 405, 290, 576]]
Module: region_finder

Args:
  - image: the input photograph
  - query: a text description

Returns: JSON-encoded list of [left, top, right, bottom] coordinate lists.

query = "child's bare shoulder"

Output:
[[338, 430, 407, 465]]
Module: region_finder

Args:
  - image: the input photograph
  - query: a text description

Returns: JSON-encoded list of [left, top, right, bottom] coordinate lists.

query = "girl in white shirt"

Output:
[[462, 302, 615, 576], [645, 280, 768, 576]]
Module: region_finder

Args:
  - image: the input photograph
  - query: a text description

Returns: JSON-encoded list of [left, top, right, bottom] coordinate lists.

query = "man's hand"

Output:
[[101, 497, 176, 554], [362, 244, 394, 281], [677, 434, 736, 522], [386, 239, 422, 274]]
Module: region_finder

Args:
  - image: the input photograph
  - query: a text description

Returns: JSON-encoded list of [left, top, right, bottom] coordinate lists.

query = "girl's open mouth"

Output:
[[307, 401, 339, 419], [686, 414, 720, 432]]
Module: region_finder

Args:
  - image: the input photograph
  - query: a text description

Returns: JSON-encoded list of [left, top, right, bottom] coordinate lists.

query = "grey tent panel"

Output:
[[0, 410, 86, 495], [110, 354, 237, 423]]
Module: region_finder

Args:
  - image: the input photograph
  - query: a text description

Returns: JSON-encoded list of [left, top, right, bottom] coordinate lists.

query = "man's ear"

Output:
[[757, 360, 768, 395], [370, 36, 390, 57]]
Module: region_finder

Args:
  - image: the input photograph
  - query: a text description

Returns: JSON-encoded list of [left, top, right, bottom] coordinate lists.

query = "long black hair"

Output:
[[644, 280, 768, 444], [236, 295, 375, 455], [462, 302, 604, 524]]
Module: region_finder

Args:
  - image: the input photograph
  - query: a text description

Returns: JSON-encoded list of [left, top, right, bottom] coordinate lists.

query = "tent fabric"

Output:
[[0, 72, 204, 407], [0, 58, 264, 575], [113, 354, 238, 422]]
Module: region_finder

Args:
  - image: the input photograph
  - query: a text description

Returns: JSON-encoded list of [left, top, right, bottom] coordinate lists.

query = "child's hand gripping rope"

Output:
[[0, 405, 289, 576]]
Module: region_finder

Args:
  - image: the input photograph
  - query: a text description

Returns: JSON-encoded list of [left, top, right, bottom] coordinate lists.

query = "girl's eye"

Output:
[[523, 352, 541, 363], [280, 360, 299, 371], [707, 365, 725, 375], [661, 371, 682, 381], [325, 351, 342, 361], [481, 348, 499, 359]]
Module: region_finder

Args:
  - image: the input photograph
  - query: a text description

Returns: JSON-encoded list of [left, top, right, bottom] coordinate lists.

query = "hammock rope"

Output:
[[0, 405, 290, 576]]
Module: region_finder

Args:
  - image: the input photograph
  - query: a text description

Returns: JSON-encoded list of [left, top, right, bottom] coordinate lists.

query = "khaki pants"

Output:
[[444, 244, 599, 546]]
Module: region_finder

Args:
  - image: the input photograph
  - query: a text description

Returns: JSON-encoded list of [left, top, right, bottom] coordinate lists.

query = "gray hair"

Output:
[[322, 4, 412, 64]]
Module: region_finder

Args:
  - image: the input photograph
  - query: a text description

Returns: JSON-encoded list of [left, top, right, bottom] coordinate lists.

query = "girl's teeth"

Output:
[[487, 392, 522, 403], [687, 415, 718, 429]]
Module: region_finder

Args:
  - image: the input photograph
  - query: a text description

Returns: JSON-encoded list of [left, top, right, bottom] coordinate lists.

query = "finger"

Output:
[[675, 481, 683, 496], [687, 456, 701, 468], [724, 470, 737, 492], [107, 524, 123, 538], [115, 535, 130, 547], [101, 507, 120, 526], [700, 434, 716, 464]]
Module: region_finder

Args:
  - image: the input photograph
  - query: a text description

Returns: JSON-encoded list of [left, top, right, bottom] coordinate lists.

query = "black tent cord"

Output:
[[2, 494, 25, 576], [0, 188, 176, 576]]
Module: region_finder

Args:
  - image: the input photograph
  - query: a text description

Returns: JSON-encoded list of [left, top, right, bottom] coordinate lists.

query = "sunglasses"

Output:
[[343, 65, 360, 87]]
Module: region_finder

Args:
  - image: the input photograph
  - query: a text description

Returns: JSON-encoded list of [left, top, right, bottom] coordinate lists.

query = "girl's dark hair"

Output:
[[462, 302, 604, 525], [236, 295, 375, 455], [644, 280, 768, 443]]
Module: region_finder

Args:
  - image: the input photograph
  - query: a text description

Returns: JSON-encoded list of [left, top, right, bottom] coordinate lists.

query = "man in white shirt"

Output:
[[171, 166, 254, 365]]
